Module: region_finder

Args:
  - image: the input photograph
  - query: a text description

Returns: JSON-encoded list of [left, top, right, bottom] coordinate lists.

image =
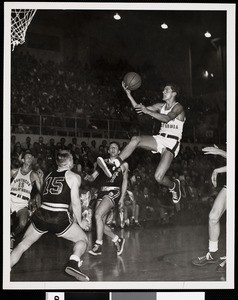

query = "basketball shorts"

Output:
[[152, 134, 180, 157], [32, 207, 73, 237], [10, 195, 29, 214], [97, 187, 121, 206]]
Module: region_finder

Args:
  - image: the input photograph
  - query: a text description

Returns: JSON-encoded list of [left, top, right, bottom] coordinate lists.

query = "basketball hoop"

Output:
[[11, 9, 36, 51]]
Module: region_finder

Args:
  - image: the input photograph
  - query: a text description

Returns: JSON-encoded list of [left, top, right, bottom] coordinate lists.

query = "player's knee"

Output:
[[81, 234, 88, 245], [95, 211, 103, 222], [154, 172, 164, 184]]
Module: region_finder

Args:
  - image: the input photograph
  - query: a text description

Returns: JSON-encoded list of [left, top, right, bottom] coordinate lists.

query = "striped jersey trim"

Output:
[[41, 202, 69, 212]]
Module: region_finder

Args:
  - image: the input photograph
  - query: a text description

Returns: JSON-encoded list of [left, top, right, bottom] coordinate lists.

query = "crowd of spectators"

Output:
[[11, 135, 226, 228], [11, 50, 226, 144]]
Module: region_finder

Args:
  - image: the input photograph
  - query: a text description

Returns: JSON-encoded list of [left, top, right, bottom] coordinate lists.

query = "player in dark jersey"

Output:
[[85, 142, 128, 256], [192, 145, 227, 273], [10, 150, 90, 281]]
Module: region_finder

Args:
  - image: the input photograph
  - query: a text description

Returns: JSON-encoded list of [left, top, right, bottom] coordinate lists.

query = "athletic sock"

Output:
[[209, 240, 218, 253], [96, 240, 103, 245], [69, 254, 80, 262]]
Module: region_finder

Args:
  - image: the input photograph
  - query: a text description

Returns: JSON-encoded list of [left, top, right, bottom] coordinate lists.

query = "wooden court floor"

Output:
[[10, 220, 226, 282]]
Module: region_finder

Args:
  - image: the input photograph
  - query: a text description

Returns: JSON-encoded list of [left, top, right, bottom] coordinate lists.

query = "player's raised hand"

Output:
[[202, 145, 221, 155], [122, 81, 131, 95]]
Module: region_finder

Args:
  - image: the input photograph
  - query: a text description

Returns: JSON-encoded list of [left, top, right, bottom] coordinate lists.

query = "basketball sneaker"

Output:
[[114, 237, 125, 256], [170, 179, 181, 203], [216, 259, 226, 273], [192, 251, 219, 266], [97, 157, 112, 177], [88, 243, 102, 256], [65, 259, 89, 281]]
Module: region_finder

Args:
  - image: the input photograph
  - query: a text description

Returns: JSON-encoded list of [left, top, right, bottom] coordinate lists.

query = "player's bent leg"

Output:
[[89, 197, 113, 256], [154, 150, 174, 185], [15, 207, 29, 236], [209, 187, 226, 241], [10, 223, 44, 268], [208, 187, 226, 257], [119, 135, 158, 162], [95, 197, 114, 240], [62, 223, 89, 281], [98, 135, 158, 175], [154, 149, 181, 203], [192, 188, 226, 267]]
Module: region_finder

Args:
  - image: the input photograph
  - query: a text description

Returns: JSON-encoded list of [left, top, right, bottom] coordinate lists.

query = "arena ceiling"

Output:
[[27, 8, 228, 95]]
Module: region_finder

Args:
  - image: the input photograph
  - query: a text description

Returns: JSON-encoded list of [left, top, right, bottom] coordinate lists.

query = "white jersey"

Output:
[[11, 168, 33, 201], [159, 102, 185, 140]]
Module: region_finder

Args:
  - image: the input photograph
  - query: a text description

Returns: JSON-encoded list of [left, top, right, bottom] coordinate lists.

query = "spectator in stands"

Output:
[[47, 138, 56, 157], [71, 137, 80, 152], [38, 136, 47, 158], [21, 136, 33, 151], [81, 141, 87, 156], [90, 140, 98, 162], [12, 142, 24, 161], [11, 135, 17, 154], [60, 137, 67, 150]]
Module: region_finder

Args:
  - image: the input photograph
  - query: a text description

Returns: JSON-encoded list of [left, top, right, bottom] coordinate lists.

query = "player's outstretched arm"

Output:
[[122, 81, 139, 108], [84, 170, 99, 182], [31, 171, 43, 193], [68, 172, 88, 230], [211, 166, 227, 187], [202, 145, 227, 158], [143, 102, 184, 123]]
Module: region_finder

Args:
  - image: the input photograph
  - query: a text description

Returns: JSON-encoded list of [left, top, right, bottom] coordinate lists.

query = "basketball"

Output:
[[123, 72, 142, 91]]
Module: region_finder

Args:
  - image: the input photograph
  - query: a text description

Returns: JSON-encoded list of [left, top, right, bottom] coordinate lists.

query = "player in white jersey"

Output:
[[97, 83, 185, 203], [10, 153, 43, 238]]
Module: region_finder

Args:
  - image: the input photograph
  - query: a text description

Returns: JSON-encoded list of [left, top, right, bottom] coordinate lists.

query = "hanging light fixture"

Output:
[[114, 13, 121, 20], [204, 31, 212, 38], [161, 22, 168, 29]]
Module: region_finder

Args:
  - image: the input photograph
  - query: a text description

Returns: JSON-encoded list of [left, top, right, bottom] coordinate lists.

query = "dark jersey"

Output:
[[42, 170, 71, 205], [97, 159, 124, 188]]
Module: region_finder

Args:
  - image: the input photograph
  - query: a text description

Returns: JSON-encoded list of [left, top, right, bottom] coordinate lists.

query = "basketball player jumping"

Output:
[[85, 142, 128, 256], [10, 150, 90, 281], [192, 145, 227, 272], [97, 82, 185, 203]]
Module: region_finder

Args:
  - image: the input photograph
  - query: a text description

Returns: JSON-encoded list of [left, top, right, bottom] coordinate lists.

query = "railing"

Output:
[[11, 113, 225, 144]]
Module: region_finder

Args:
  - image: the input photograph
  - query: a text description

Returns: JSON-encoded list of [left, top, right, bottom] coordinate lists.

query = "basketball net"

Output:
[[11, 9, 36, 51]]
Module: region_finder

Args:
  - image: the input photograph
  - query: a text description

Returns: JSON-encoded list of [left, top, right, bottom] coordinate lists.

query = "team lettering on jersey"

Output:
[[11, 170, 33, 197], [161, 123, 179, 129]]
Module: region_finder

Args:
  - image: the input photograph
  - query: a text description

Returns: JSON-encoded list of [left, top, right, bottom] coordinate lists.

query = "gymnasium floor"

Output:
[[10, 221, 226, 282]]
